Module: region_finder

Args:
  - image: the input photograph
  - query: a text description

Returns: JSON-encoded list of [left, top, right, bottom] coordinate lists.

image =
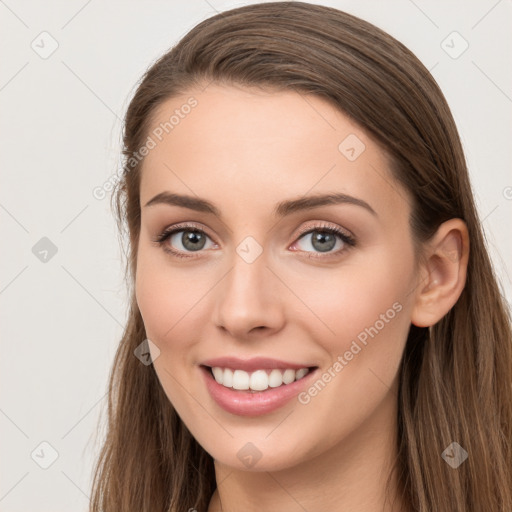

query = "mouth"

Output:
[[201, 365, 318, 393], [199, 362, 319, 416]]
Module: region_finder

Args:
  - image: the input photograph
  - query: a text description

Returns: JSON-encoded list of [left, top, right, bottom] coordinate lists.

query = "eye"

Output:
[[291, 223, 356, 259], [152, 223, 216, 259]]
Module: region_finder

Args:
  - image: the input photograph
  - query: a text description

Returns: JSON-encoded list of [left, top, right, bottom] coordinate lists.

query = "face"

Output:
[[135, 84, 420, 472]]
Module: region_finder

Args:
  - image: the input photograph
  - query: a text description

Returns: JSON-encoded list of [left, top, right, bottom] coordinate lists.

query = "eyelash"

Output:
[[152, 222, 356, 260]]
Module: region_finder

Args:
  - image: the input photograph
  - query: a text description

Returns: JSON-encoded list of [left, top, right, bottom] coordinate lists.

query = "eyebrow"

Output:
[[143, 191, 377, 218]]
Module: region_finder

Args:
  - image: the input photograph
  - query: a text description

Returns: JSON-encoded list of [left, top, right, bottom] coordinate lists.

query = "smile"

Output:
[[199, 359, 319, 416], [209, 366, 311, 392]]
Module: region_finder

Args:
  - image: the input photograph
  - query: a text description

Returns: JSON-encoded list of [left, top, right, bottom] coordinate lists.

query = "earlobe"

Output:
[[411, 218, 469, 328]]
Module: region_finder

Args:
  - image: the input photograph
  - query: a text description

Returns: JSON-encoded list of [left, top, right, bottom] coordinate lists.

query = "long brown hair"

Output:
[[89, 2, 512, 511]]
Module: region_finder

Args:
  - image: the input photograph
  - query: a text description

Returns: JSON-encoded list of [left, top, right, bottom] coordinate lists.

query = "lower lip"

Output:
[[200, 365, 318, 417]]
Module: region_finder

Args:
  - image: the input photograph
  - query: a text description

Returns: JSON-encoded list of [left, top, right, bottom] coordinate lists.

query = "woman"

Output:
[[89, 2, 512, 511]]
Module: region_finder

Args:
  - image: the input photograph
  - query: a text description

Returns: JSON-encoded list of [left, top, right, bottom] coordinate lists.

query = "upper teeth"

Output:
[[211, 367, 310, 391]]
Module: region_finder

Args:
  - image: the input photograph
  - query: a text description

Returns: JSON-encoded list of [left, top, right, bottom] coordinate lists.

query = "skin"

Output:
[[135, 84, 469, 512]]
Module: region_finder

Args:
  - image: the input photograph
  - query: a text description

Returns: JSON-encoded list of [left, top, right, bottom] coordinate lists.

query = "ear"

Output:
[[411, 218, 470, 328]]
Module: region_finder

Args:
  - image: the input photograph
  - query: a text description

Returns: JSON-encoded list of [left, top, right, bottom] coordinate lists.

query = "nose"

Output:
[[212, 249, 285, 340]]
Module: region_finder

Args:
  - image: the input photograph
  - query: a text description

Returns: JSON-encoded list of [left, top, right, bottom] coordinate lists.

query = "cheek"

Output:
[[135, 245, 216, 358], [285, 251, 414, 448], [135, 267, 196, 347], [135, 243, 184, 357], [292, 247, 414, 348], [134, 252, 203, 412]]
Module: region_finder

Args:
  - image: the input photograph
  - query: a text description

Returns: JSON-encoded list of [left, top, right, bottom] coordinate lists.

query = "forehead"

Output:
[[139, 84, 409, 222]]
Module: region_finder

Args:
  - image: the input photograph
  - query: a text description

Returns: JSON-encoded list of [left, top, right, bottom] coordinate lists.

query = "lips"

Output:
[[199, 356, 319, 416]]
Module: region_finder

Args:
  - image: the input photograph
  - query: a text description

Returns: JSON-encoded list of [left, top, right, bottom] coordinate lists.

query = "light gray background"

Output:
[[1, 1, 511, 510]]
